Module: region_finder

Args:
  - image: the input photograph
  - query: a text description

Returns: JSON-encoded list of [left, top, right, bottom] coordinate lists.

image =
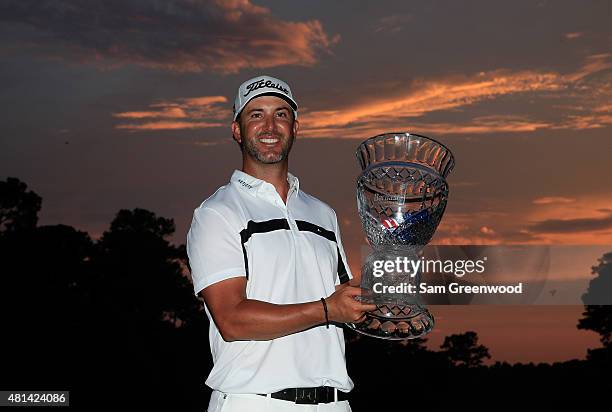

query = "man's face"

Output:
[[232, 95, 299, 164]]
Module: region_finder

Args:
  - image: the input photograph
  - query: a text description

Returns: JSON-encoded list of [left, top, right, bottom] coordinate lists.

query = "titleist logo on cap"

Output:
[[244, 79, 289, 97]]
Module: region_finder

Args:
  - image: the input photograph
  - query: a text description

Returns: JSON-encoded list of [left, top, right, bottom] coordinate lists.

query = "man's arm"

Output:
[[202, 276, 376, 341]]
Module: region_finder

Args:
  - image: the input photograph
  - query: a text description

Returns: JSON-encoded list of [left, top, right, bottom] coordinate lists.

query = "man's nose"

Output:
[[263, 115, 275, 131]]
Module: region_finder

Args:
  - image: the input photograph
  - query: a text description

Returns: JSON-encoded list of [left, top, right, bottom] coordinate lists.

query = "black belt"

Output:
[[257, 386, 350, 404]]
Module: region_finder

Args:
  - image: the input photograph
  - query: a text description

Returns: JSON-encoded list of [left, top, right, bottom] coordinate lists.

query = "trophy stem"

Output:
[[349, 245, 434, 340]]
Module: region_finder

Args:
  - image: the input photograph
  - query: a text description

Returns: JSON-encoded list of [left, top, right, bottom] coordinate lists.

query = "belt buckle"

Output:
[[295, 387, 318, 404]]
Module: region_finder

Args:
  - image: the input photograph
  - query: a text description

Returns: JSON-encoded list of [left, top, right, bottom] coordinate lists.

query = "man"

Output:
[[186, 75, 375, 412]]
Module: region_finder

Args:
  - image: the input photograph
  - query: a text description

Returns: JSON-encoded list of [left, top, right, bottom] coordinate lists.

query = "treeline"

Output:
[[1, 177, 610, 410]]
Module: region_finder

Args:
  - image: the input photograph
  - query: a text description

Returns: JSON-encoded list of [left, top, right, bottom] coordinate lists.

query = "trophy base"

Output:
[[346, 304, 434, 340]]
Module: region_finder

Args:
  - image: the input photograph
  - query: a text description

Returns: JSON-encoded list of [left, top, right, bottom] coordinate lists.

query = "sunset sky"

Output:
[[1, 0, 610, 364]]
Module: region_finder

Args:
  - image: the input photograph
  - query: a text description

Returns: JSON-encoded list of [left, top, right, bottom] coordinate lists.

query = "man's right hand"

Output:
[[325, 286, 377, 324]]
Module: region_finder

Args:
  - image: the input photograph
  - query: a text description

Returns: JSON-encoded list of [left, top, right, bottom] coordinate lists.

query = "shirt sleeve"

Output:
[[186, 206, 246, 296], [332, 210, 354, 286]]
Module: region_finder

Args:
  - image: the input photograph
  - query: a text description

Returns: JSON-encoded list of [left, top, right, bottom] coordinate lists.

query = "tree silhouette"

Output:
[[0, 177, 94, 392], [0, 178, 211, 410], [440, 331, 491, 367], [578, 251, 612, 363], [0, 177, 41, 235], [93, 208, 194, 323], [87, 207, 209, 409]]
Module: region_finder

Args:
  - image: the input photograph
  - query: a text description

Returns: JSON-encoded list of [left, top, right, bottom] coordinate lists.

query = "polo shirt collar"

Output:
[[230, 169, 300, 201]]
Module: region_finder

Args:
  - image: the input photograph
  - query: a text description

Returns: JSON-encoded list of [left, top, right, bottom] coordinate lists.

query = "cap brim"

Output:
[[234, 91, 298, 120], [254, 91, 298, 110]]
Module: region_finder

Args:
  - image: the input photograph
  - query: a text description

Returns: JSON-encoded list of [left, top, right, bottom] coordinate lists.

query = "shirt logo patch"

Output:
[[237, 179, 254, 189]]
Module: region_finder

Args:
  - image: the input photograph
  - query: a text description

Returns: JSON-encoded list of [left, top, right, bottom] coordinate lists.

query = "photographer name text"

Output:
[[373, 282, 524, 294]]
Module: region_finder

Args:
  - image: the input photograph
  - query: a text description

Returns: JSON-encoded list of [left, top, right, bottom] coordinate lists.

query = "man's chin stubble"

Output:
[[257, 153, 285, 164], [243, 139, 293, 165]]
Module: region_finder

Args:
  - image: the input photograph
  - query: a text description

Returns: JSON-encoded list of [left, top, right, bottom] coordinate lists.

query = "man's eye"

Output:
[[251, 113, 262, 118], [276, 112, 288, 118]]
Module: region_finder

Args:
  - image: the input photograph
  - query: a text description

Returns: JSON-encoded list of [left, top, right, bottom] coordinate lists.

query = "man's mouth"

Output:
[[259, 137, 280, 144]]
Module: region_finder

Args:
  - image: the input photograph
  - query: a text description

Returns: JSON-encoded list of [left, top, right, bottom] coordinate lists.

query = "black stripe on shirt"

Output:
[[239, 218, 350, 284], [295, 220, 350, 284], [240, 219, 289, 279]]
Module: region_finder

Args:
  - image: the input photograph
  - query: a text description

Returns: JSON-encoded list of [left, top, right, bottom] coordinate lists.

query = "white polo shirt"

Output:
[[186, 170, 354, 394]]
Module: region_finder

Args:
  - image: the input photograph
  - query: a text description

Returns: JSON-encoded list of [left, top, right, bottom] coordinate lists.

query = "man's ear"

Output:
[[293, 119, 299, 139], [231, 121, 242, 144]]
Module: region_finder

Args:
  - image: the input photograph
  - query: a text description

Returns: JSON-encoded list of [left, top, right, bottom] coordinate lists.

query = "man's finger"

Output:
[[342, 286, 369, 297], [357, 303, 377, 312], [354, 314, 367, 324]]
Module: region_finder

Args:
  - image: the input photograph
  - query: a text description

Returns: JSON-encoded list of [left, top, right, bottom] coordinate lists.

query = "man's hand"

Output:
[[325, 286, 377, 324], [202, 277, 376, 341]]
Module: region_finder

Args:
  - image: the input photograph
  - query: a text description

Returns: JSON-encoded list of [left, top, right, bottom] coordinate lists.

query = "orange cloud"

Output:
[[533, 197, 576, 205], [433, 212, 519, 246], [564, 32, 583, 40], [301, 115, 552, 139], [178, 96, 228, 107], [520, 201, 612, 245], [300, 70, 563, 134], [113, 107, 188, 119], [299, 54, 612, 138], [116, 121, 223, 130], [114, 95, 230, 131], [564, 53, 612, 82], [414, 116, 551, 135], [432, 195, 612, 246], [593, 103, 612, 113], [553, 114, 612, 130]]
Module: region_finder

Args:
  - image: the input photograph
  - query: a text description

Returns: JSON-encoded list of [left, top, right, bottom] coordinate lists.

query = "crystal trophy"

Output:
[[347, 132, 455, 340]]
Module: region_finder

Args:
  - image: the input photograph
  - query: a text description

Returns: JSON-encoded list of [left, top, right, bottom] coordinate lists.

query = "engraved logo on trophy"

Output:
[[348, 132, 455, 340]]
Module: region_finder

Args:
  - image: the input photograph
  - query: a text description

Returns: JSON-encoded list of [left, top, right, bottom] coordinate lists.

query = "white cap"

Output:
[[233, 75, 298, 121]]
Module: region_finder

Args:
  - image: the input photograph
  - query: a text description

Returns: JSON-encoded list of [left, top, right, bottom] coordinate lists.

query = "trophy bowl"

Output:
[[347, 132, 455, 340]]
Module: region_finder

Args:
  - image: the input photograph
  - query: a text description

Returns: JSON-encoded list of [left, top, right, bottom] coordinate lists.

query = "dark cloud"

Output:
[[372, 14, 413, 34], [0, 0, 337, 73], [529, 212, 612, 234]]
